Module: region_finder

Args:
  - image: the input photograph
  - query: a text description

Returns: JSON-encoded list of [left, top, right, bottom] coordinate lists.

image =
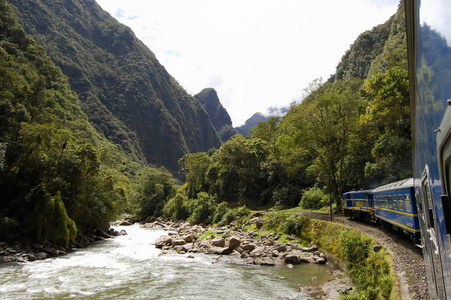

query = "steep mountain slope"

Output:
[[333, 0, 407, 81], [8, 0, 221, 171], [0, 0, 132, 242], [195, 88, 236, 142]]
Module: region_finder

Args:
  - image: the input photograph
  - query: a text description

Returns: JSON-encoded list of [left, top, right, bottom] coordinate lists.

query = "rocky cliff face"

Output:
[[9, 0, 221, 171], [195, 88, 236, 142]]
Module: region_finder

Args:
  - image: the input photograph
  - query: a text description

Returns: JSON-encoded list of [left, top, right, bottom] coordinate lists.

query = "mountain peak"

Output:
[[196, 88, 236, 142]]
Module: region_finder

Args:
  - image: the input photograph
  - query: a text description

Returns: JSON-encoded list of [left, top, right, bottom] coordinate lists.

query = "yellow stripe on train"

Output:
[[376, 215, 421, 233]]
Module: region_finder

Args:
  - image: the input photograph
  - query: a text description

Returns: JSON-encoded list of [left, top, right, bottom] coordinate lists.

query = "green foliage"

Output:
[[33, 190, 77, 247], [335, 2, 407, 81], [163, 193, 190, 220], [339, 230, 392, 299], [212, 201, 230, 224], [9, 0, 222, 172], [300, 186, 329, 210], [215, 135, 269, 204], [360, 67, 411, 184], [263, 212, 394, 299], [188, 192, 217, 225], [135, 167, 176, 217], [0, 0, 134, 243], [277, 78, 365, 208], [179, 152, 212, 199]]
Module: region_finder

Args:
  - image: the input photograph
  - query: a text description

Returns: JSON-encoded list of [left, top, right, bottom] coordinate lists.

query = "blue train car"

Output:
[[372, 178, 420, 239], [343, 190, 374, 222], [406, 0, 451, 298]]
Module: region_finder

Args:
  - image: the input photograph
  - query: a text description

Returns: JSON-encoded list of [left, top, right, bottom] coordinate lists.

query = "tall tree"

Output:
[[277, 79, 364, 208], [360, 66, 411, 183]]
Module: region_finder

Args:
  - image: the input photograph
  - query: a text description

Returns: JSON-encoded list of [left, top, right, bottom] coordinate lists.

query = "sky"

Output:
[[95, 0, 399, 126]]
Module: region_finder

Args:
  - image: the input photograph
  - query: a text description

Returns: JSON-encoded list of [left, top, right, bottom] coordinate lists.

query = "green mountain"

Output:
[[0, 0, 135, 242], [332, 0, 407, 81], [195, 88, 236, 142], [8, 0, 221, 172]]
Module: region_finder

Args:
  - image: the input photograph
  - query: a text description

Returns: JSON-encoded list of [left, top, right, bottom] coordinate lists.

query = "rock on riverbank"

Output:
[[0, 228, 126, 264], [147, 218, 327, 266]]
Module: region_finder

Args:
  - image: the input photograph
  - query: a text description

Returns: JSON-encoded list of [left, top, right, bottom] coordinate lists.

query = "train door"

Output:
[[418, 168, 446, 299]]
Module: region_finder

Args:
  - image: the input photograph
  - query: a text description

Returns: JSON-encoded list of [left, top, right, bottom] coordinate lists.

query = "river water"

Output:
[[0, 224, 334, 299]]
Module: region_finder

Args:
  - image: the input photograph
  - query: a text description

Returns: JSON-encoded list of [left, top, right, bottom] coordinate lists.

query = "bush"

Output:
[[188, 192, 217, 224], [300, 186, 328, 209], [271, 184, 302, 208], [262, 211, 395, 299], [163, 193, 190, 220], [224, 205, 251, 225], [212, 202, 229, 224]]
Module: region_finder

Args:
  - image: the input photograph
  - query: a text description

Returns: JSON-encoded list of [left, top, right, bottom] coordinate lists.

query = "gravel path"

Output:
[[294, 211, 430, 300]]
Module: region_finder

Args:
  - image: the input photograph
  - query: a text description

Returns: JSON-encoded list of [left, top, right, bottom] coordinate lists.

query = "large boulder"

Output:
[[254, 257, 278, 266], [209, 247, 231, 255], [284, 251, 306, 265], [171, 239, 186, 246], [155, 235, 173, 248], [249, 246, 265, 257], [227, 237, 241, 250], [182, 234, 194, 243], [241, 243, 256, 252], [210, 237, 225, 247], [35, 252, 48, 260]]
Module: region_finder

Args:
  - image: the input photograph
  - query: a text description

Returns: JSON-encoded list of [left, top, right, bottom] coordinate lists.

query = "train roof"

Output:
[[343, 189, 372, 194], [372, 178, 414, 193]]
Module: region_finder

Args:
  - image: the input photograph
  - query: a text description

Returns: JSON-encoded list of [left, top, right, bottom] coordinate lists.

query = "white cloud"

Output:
[[96, 0, 399, 126]]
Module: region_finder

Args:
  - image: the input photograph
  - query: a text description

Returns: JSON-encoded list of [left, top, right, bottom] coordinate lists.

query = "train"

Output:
[[343, 178, 421, 242], [342, 1, 451, 298], [405, 0, 451, 299], [344, 1, 451, 298]]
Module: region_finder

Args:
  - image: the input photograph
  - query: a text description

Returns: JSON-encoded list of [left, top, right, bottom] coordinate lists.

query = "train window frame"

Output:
[[398, 194, 404, 211], [384, 195, 388, 208], [422, 175, 435, 229], [388, 195, 393, 209], [405, 194, 412, 212], [393, 194, 399, 210]]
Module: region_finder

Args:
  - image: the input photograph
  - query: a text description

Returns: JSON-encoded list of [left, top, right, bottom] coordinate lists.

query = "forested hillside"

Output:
[[8, 0, 221, 172], [0, 0, 135, 243], [333, 0, 407, 81]]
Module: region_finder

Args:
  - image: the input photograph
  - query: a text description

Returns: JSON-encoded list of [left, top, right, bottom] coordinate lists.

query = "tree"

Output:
[[277, 79, 364, 208], [134, 167, 176, 217], [360, 66, 411, 183], [179, 152, 212, 199], [215, 135, 269, 205]]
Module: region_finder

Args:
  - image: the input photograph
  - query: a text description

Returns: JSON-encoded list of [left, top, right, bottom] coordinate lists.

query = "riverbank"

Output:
[[140, 216, 355, 299], [0, 227, 126, 264]]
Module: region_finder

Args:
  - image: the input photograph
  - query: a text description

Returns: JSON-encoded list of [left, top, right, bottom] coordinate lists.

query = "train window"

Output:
[[422, 179, 435, 229], [398, 194, 404, 211], [388, 195, 393, 209], [384, 195, 387, 208], [405, 194, 411, 212], [393, 195, 398, 210]]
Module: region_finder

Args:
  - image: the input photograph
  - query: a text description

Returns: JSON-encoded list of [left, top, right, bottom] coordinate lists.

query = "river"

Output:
[[0, 224, 335, 299]]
